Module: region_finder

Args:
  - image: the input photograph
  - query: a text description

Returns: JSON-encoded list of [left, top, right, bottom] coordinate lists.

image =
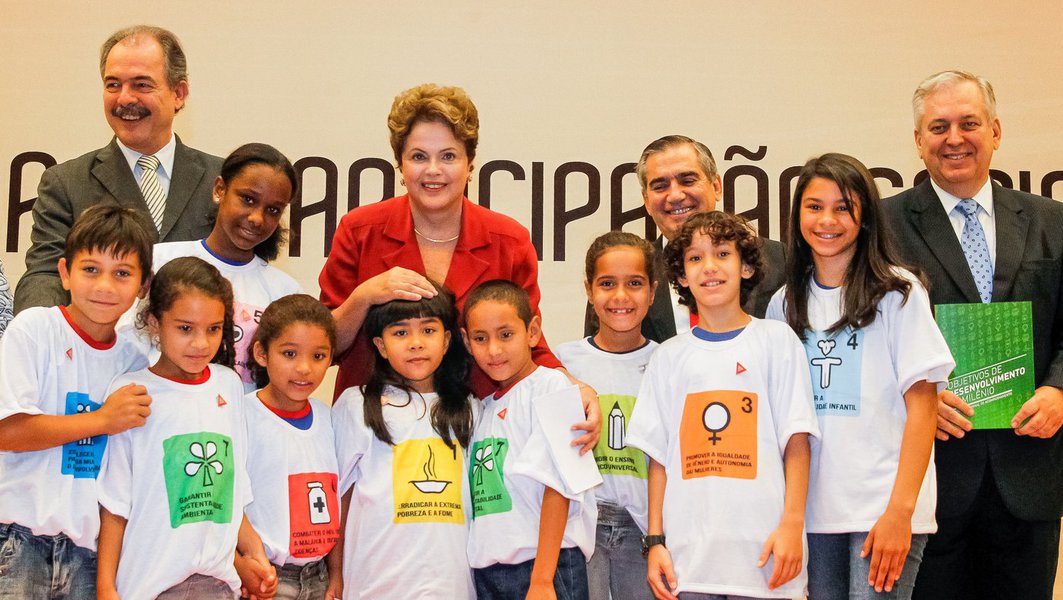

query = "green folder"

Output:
[[935, 302, 1036, 429]]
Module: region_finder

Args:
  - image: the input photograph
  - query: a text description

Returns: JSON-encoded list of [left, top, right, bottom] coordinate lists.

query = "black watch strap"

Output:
[[641, 534, 666, 557]]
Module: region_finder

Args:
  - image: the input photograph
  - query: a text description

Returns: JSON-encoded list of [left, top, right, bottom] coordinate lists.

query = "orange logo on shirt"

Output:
[[497, 408, 507, 420], [66, 348, 73, 360], [679, 390, 758, 480], [736, 362, 746, 375], [216, 395, 227, 407]]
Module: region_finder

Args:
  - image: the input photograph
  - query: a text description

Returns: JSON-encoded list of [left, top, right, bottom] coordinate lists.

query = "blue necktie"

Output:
[[956, 199, 992, 303]]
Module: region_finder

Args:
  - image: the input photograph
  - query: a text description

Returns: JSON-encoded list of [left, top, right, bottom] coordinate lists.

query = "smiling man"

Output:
[[885, 70, 1063, 600], [585, 135, 786, 341], [15, 25, 221, 312]]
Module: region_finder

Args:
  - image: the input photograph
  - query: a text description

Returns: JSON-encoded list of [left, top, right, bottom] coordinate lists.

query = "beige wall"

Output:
[[3, 1, 1062, 353]]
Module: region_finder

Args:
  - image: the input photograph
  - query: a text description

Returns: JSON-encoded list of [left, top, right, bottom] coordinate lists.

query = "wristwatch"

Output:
[[641, 534, 666, 558]]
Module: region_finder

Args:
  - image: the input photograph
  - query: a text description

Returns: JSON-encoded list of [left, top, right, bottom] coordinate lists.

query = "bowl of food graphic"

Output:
[[410, 479, 450, 494]]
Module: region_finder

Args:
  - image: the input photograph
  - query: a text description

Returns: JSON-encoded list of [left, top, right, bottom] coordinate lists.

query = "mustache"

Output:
[[112, 104, 150, 119]]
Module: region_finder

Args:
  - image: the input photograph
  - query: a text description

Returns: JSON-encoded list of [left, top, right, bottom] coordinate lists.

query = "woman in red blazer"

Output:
[[319, 84, 599, 442]]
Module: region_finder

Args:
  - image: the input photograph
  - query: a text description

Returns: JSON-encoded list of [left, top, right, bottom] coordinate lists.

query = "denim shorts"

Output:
[[474, 546, 589, 600], [271, 558, 329, 600], [0, 522, 97, 600], [157, 573, 236, 599], [587, 503, 652, 600], [807, 532, 928, 600]]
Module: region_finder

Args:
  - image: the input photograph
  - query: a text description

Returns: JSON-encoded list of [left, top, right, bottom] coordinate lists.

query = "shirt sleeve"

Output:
[[97, 382, 134, 519], [332, 389, 370, 495], [232, 382, 254, 508], [507, 385, 595, 501], [887, 279, 956, 394], [764, 286, 787, 322], [0, 312, 46, 420], [626, 349, 671, 465], [769, 324, 820, 454], [318, 212, 362, 311]]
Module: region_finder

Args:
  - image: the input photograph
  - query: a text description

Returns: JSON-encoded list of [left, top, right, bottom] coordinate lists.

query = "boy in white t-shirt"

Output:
[[463, 280, 599, 600], [627, 211, 819, 600], [0, 206, 154, 599]]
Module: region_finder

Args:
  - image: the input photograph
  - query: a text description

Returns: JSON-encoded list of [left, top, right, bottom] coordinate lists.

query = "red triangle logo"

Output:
[[497, 408, 507, 420], [216, 394, 227, 407], [66, 348, 74, 360], [736, 362, 746, 375]]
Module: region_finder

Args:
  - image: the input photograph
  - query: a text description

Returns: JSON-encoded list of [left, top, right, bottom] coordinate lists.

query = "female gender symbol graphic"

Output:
[[702, 402, 731, 445]]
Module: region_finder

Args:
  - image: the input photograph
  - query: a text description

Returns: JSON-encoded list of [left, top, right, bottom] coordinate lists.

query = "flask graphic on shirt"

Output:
[[307, 482, 331, 524], [608, 402, 626, 450]]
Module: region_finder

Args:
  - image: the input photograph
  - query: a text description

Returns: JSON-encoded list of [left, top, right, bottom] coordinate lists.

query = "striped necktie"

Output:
[[136, 154, 166, 232]]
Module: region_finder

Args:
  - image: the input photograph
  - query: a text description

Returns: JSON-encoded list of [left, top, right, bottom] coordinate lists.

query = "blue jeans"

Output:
[[0, 522, 97, 600], [272, 559, 329, 600], [587, 503, 652, 600], [157, 574, 236, 599], [474, 546, 589, 600], [678, 594, 774, 600], [807, 532, 928, 600]]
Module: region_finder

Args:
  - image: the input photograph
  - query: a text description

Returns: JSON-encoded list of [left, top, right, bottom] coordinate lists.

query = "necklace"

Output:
[[414, 227, 460, 243]]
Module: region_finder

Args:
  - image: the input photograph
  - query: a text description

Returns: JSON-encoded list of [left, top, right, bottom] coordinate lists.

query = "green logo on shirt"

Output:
[[469, 437, 511, 518], [163, 433, 235, 528], [595, 394, 648, 479]]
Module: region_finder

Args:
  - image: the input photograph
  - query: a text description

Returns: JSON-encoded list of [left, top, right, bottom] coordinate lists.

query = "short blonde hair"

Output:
[[387, 84, 479, 164]]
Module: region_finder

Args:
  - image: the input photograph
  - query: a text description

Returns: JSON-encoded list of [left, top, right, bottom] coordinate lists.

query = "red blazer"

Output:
[[319, 195, 561, 399]]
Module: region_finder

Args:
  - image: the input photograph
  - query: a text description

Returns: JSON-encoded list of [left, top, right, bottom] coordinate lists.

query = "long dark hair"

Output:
[[783, 153, 919, 337], [139, 256, 236, 367], [360, 281, 473, 450], [249, 294, 336, 389], [216, 142, 298, 262]]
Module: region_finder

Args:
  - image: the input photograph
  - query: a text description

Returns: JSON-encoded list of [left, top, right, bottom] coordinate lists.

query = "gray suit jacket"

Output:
[[14, 136, 222, 312], [584, 235, 786, 342], [884, 179, 1063, 521]]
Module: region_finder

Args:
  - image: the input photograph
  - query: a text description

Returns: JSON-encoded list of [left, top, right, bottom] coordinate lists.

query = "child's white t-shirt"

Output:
[[555, 337, 657, 534], [333, 386, 475, 599], [0, 306, 147, 550], [766, 271, 955, 534], [243, 393, 340, 566], [122, 240, 301, 388], [467, 366, 598, 570], [627, 319, 819, 599], [97, 366, 250, 600]]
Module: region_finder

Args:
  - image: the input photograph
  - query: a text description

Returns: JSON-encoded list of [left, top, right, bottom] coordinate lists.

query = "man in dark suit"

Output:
[[14, 25, 221, 312], [584, 135, 785, 340], [884, 70, 1063, 600]]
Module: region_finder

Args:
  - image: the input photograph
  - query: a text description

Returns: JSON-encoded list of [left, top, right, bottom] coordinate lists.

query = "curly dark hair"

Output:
[[248, 294, 336, 389], [664, 211, 764, 314]]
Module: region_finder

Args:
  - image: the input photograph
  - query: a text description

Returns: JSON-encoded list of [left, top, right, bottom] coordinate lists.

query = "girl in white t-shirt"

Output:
[[97, 256, 275, 600], [767, 153, 954, 600], [131, 143, 302, 388], [332, 281, 477, 599], [241, 294, 343, 599], [556, 231, 658, 600]]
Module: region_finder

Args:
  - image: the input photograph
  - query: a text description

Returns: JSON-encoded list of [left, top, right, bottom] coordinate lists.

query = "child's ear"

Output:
[[212, 176, 225, 203], [677, 274, 689, 289], [252, 340, 269, 368], [461, 328, 471, 352], [137, 273, 152, 301], [443, 329, 452, 351], [371, 336, 388, 359], [527, 315, 543, 348], [649, 279, 659, 296], [147, 313, 161, 340], [740, 263, 755, 280], [57, 257, 71, 291], [584, 279, 593, 303]]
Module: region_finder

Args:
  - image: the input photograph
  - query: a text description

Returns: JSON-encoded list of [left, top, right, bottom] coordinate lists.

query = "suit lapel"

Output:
[[380, 197, 427, 273], [92, 139, 145, 212], [644, 237, 677, 341], [990, 185, 1029, 301], [909, 181, 982, 303], [443, 199, 490, 298], [161, 136, 206, 239]]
